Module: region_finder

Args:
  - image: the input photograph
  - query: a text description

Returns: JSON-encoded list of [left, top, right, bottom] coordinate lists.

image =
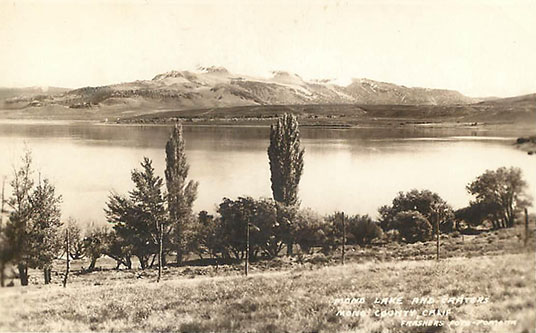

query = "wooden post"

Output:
[[342, 213, 346, 266], [63, 228, 70, 288], [436, 212, 440, 261], [525, 208, 529, 247], [245, 223, 250, 276]]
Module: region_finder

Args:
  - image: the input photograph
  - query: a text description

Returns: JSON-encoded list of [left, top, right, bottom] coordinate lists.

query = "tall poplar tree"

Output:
[[267, 113, 305, 255], [165, 123, 198, 265]]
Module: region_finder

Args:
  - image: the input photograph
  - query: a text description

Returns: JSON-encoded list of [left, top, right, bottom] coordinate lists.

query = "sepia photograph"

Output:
[[0, 0, 535, 332]]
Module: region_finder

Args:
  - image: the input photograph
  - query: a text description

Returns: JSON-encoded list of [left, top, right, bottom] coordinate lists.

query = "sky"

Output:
[[0, 0, 535, 97]]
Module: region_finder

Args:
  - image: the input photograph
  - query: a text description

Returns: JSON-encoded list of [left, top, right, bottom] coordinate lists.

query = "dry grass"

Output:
[[0, 252, 534, 332], [0, 223, 534, 332]]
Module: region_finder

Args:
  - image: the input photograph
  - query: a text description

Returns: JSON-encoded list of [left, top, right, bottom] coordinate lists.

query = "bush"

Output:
[[379, 189, 454, 233], [292, 209, 329, 254], [325, 213, 383, 250], [393, 211, 433, 243], [346, 215, 383, 246]]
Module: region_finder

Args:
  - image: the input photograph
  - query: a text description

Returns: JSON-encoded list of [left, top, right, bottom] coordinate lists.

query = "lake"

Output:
[[0, 120, 534, 226]]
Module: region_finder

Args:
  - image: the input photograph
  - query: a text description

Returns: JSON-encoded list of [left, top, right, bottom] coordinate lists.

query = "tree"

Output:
[[217, 197, 283, 260], [4, 149, 63, 285], [130, 159, 166, 282], [267, 113, 305, 255], [217, 198, 248, 259], [82, 225, 109, 271], [393, 211, 433, 243], [105, 158, 166, 272], [5, 149, 34, 286], [65, 219, 85, 260], [192, 211, 222, 259], [102, 229, 132, 270], [28, 178, 63, 284], [454, 201, 502, 229], [165, 123, 198, 265], [466, 167, 531, 228], [379, 189, 454, 234]]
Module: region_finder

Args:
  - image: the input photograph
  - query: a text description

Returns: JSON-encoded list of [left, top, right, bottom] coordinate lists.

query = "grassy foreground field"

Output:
[[0, 251, 534, 332]]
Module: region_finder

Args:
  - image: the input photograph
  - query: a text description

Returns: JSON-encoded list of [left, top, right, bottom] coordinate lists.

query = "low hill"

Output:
[[122, 101, 536, 127], [476, 93, 536, 108], [0, 87, 69, 101]]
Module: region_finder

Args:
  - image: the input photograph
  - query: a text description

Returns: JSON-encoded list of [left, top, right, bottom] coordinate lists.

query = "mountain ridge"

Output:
[[1, 68, 481, 114]]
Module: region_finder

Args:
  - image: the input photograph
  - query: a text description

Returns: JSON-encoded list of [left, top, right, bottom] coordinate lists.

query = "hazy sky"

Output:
[[1, 0, 535, 97]]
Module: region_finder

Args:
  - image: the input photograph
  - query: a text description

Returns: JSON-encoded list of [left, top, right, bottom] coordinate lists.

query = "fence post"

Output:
[[245, 222, 249, 276], [63, 228, 70, 288], [525, 208, 529, 247], [342, 213, 346, 265], [436, 213, 440, 261]]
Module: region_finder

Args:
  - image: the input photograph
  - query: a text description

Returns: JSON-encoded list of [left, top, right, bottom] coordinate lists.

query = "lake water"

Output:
[[0, 121, 534, 226]]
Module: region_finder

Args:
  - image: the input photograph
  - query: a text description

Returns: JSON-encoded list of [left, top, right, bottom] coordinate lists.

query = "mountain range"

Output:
[[1, 67, 479, 113], [1, 67, 534, 125]]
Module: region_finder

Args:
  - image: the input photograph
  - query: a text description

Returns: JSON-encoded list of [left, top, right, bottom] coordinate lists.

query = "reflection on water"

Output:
[[0, 121, 534, 226]]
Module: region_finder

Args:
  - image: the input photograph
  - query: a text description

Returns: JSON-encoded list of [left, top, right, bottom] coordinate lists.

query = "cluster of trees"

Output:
[[458, 167, 531, 229], [104, 124, 198, 281], [96, 115, 308, 270], [0, 149, 134, 286], [0, 114, 532, 286], [92, 115, 373, 269], [188, 201, 383, 261], [378, 167, 531, 243], [379, 189, 455, 243]]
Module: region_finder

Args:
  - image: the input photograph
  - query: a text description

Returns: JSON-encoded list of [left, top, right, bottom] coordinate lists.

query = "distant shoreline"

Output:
[[1, 115, 535, 133]]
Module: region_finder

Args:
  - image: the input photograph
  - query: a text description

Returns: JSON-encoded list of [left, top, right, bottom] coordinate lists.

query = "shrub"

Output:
[[346, 215, 383, 246], [325, 213, 383, 250], [292, 209, 329, 254], [393, 211, 433, 243]]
